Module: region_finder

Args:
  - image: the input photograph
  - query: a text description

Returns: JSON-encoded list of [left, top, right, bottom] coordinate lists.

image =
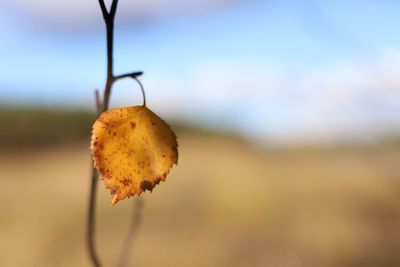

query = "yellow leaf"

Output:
[[91, 105, 178, 205]]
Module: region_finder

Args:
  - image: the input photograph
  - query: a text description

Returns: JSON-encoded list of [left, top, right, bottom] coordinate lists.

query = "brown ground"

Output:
[[1, 134, 400, 267]]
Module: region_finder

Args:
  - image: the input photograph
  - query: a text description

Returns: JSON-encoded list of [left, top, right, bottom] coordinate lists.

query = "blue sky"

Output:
[[1, 0, 400, 144]]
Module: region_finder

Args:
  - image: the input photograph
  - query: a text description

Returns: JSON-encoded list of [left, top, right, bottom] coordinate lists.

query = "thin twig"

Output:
[[87, 1, 144, 267], [87, 167, 101, 267], [97, 0, 108, 20], [87, 88, 103, 267], [102, 9, 116, 111], [109, 0, 119, 18], [117, 198, 144, 267], [132, 77, 146, 106], [113, 71, 144, 81], [95, 89, 102, 110]]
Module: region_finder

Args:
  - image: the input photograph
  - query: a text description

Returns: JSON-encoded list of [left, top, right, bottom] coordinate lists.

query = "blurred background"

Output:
[[1, 0, 400, 266]]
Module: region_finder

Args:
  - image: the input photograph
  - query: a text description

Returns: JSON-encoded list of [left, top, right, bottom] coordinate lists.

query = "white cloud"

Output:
[[188, 62, 285, 105], [274, 54, 400, 143], [133, 52, 400, 145]]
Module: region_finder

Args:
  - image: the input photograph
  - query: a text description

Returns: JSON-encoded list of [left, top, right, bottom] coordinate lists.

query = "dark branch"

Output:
[[101, 0, 119, 111], [97, 0, 108, 20], [87, 168, 101, 267], [113, 71, 143, 81], [109, 0, 119, 18]]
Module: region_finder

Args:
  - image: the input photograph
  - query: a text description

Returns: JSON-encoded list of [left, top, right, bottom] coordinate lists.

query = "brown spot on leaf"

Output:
[[122, 179, 131, 187], [110, 186, 120, 195], [140, 180, 153, 191]]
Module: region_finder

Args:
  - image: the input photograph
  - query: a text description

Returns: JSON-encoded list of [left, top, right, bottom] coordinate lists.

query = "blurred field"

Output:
[[0, 110, 400, 267]]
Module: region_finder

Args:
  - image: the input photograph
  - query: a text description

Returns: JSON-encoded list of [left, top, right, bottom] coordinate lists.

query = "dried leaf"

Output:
[[91, 105, 178, 205]]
